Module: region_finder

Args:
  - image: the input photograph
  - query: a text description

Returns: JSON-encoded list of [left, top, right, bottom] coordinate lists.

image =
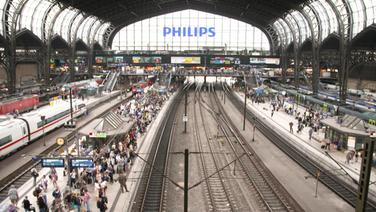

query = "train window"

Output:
[[0, 135, 12, 146], [78, 104, 86, 109], [37, 110, 71, 128]]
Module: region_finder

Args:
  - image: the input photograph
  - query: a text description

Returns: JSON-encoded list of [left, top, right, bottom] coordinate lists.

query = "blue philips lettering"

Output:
[[187, 27, 193, 36], [199, 27, 207, 36], [163, 27, 171, 36], [208, 27, 215, 37], [172, 27, 181, 36], [163, 26, 215, 37]]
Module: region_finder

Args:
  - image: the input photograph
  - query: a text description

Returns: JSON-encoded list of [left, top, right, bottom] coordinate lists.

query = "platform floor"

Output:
[[224, 91, 354, 211], [0, 91, 177, 211], [235, 92, 376, 195]]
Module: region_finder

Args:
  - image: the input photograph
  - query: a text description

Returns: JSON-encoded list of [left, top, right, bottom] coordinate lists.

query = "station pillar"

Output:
[[356, 135, 375, 212]]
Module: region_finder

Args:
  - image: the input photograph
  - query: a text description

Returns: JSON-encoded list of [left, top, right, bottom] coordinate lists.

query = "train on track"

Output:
[[0, 99, 87, 158]]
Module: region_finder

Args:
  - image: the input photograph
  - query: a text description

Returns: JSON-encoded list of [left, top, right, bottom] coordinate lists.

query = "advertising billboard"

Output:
[[95, 56, 104, 64], [210, 56, 241, 65], [171, 56, 201, 64], [132, 56, 162, 64], [249, 57, 280, 65]]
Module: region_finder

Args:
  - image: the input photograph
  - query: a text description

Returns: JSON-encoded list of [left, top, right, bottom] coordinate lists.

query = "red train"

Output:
[[0, 95, 39, 115]]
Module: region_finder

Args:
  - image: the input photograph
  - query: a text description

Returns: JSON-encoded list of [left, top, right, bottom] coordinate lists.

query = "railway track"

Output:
[[201, 83, 302, 211], [0, 92, 125, 203], [131, 86, 185, 211], [223, 83, 376, 212], [193, 84, 236, 211]]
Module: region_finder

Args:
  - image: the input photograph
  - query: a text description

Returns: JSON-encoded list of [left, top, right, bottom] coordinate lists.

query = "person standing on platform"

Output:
[[8, 185, 18, 205], [97, 193, 108, 212], [22, 196, 35, 212], [83, 189, 91, 212], [37, 192, 48, 212], [31, 168, 38, 186], [309, 128, 313, 140], [289, 122, 294, 133], [118, 173, 129, 193]]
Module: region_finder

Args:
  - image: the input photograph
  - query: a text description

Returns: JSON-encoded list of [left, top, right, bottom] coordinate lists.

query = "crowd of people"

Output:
[[5, 87, 171, 212]]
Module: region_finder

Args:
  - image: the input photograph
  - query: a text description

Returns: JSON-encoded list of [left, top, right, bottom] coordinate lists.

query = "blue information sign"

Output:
[[41, 158, 65, 168], [70, 158, 94, 168]]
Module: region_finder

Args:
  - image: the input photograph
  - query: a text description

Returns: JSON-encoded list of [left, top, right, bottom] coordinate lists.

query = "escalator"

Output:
[[103, 72, 119, 92]]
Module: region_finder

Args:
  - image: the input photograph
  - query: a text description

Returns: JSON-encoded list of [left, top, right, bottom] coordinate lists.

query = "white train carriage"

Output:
[[0, 116, 29, 157], [0, 99, 86, 158]]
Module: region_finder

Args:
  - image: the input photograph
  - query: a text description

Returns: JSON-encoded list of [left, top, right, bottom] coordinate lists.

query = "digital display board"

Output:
[[132, 56, 161, 64], [210, 57, 241, 65], [171, 56, 201, 64], [41, 158, 65, 168], [95, 56, 104, 64], [70, 158, 94, 168], [249, 57, 280, 65]]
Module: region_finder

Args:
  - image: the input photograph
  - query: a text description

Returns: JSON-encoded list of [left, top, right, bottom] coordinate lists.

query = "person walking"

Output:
[[8, 185, 18, 205], [308, 128, 313, 140], [289, 122, 293, 133], [118, 173, 129, 193]]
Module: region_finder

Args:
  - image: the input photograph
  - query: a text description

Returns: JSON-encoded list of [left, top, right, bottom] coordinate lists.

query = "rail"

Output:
[[224, 84, 376, 212]]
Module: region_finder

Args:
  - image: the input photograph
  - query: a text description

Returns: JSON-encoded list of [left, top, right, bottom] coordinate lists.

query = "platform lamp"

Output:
[[41, 115, 46, 146]]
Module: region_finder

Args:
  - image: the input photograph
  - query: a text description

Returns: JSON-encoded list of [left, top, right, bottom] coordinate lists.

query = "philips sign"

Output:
[[163, 27, 215, 37]]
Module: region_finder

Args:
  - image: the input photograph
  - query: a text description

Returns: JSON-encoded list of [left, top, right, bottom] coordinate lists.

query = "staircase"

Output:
[[103, 111, 124, 130]]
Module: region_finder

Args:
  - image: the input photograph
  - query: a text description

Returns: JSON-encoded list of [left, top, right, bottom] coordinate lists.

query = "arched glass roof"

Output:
[[112, 9, 270, 52], [0, 0, 374, 52], [77, 16, 97, 44], [272, 0, 376, 49]]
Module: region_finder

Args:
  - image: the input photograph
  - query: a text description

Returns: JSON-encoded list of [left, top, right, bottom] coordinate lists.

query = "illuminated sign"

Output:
[[41, 158, 65, 168], [369, 119, 376, 126], [249, 57, 280, 65], [171, 56, 201, 64], [210, 57, 240, 65], [132, 56, 161, 64], [70, 158, 94, 168], [89, 132, 107, 138], [163, 27, 215, 37]]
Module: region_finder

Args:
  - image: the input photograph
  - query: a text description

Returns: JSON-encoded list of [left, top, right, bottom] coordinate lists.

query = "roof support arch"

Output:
[[326, 0, 353, 104], [300, 4, 321, 95], [2, 0, 29, 93], [280, 17, 299, 88]]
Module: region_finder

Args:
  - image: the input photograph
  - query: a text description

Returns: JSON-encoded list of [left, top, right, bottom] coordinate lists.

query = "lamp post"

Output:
[[252, 117, 256, 142], [41, 115, 46, 146]]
